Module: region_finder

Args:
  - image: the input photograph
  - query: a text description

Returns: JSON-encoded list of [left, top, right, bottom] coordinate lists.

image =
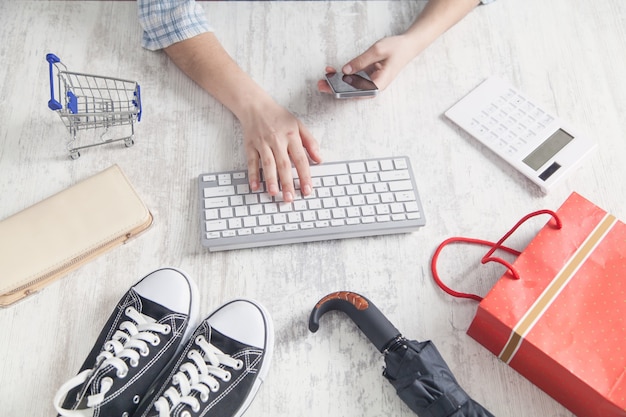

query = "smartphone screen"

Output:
[[325, 71, 378, 98]]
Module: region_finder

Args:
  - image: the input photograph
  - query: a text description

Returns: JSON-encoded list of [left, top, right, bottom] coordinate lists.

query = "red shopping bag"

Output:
[[431, 192, 626, 417]]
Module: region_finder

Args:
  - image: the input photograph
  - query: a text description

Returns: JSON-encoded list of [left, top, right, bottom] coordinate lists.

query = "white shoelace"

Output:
[[53, 306, 171, 417], [153, 335, 244, 417]]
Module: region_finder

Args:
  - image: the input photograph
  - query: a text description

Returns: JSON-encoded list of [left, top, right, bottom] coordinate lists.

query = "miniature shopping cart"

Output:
[[46, 53, 142, 159]]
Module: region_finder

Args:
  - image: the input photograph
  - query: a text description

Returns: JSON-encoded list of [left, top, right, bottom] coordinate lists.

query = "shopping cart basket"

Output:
[[46, 53, 142, 159]]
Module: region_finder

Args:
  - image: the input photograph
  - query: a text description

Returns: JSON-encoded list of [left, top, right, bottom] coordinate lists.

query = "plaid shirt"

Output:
[[138, 0, 212, 51]]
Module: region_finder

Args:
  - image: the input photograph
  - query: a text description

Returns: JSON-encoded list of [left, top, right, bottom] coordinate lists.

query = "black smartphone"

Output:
[[325, 71, 378, 99]]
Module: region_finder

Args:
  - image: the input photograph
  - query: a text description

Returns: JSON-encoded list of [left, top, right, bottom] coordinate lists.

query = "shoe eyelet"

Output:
[[235, 360, 243, 370], [122, 413, 129, 417], [125, 307, 133, 315], [195, 335, 204, 344], [133, 395, 141, 404], [117, 369, 128, 378], [181, 412, 191, 417], [200, 392, 209, 402], [162, 324, 171, 334], [192, 403, 201, 412], [140, 347, 149, 357], [210, 382, 220, 392], [130, 358, 139, 367], [223, 372, 231, 382], [151, 336, 160, 346]]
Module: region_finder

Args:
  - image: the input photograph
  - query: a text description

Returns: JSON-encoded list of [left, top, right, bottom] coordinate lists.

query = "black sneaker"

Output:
[[133, 299, 274, 417], [53, 268, 199, 417]]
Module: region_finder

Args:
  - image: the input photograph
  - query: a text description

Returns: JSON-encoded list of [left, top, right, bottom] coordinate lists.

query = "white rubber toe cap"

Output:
[[208, 300, 271, 349], [133, 268, 194, 315]]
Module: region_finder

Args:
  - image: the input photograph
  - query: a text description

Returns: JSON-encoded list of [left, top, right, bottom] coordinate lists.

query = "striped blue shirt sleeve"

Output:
[[138, 0, 213, 51]]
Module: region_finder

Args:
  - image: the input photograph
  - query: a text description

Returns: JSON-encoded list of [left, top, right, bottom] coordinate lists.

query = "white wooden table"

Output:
[[1, 1, 625, 416]]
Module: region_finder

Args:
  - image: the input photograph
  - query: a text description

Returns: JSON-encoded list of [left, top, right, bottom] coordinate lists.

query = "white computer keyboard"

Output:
[[198, 156, 425, 251]]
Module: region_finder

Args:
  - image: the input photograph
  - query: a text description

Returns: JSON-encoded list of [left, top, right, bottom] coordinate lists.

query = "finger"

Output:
[[246, 148, 262, 191], [274, 142, 296, 202], [368, 62, 395, 91], [298, 120, 322, 164], [317, 79, 333, 94], [319, 66, 338, 94], [289, 128, 316, 198], [257, 146, 280, 197], [342, 43, 386, 75]]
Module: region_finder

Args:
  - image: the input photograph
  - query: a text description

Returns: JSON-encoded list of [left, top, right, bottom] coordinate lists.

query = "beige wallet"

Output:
[[0, 165, 153, 307]]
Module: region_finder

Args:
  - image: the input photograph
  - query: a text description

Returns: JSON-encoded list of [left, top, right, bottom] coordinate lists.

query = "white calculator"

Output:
[[445, 76, 596, 193]]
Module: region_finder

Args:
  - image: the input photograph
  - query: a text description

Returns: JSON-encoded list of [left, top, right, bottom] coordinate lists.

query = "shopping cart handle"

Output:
[[46, 53, 62, 111], [134, 84, 142, 122]]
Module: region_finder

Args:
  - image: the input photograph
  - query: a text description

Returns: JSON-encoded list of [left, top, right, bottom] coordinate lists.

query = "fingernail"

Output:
[[343, 64, 353, 74], [269, 184, 279, 195], [303, 184, 312, 196], [283, 191, 293, 202], [250, 180, 259, 191]]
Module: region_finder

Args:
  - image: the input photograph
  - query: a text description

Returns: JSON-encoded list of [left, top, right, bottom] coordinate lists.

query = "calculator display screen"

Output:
[[523, 129, 574, 171]]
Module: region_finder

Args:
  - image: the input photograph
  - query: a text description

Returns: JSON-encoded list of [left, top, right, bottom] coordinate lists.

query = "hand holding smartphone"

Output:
[[324, 71, 378, 99]]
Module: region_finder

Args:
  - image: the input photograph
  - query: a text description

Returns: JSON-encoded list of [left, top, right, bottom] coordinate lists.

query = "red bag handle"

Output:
[[431, 209, 562, 302]]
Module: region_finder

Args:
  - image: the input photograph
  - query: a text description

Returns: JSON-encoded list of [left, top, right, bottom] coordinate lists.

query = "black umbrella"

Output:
[[309, 291, 495, 417]]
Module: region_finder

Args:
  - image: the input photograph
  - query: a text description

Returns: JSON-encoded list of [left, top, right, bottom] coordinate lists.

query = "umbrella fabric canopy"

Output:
[[309, 291, 495, 417], [384, 339, 495, 417]]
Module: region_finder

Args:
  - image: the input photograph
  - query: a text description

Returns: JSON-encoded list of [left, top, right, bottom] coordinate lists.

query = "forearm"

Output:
[[404, 0, 481, 56], [163, 32, 272, 122], [163, 31, 321, 199]]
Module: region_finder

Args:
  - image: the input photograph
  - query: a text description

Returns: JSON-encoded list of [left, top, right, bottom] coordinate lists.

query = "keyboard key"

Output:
[[366, 160, 380, 172], [393, 158, 408, 169], [206, 220, 227, 232], [218, 174, 231, 185], [307, 163, 348, 177], [380, 159, 394, 170], [236, 184, 250, 194], [388, 180, 414, 192], [395, 191, 416, 202], [204, 186, 235, 198], [288, 212, 302, 223], [205, 209, 219, 220], [238, 228, 252, 236], [379, 170, 410, 182], [348, 161, 366, 173], [322, 177, 336, 187], [228, 218, 242, 229], [220, 207, 233, 218]]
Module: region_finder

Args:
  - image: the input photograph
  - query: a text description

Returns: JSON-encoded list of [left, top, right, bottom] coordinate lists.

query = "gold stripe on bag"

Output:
[[499, 213, 617, 364]]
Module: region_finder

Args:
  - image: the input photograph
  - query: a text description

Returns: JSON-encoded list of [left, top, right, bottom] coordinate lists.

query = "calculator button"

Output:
[[503, 89, 516, 100]]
